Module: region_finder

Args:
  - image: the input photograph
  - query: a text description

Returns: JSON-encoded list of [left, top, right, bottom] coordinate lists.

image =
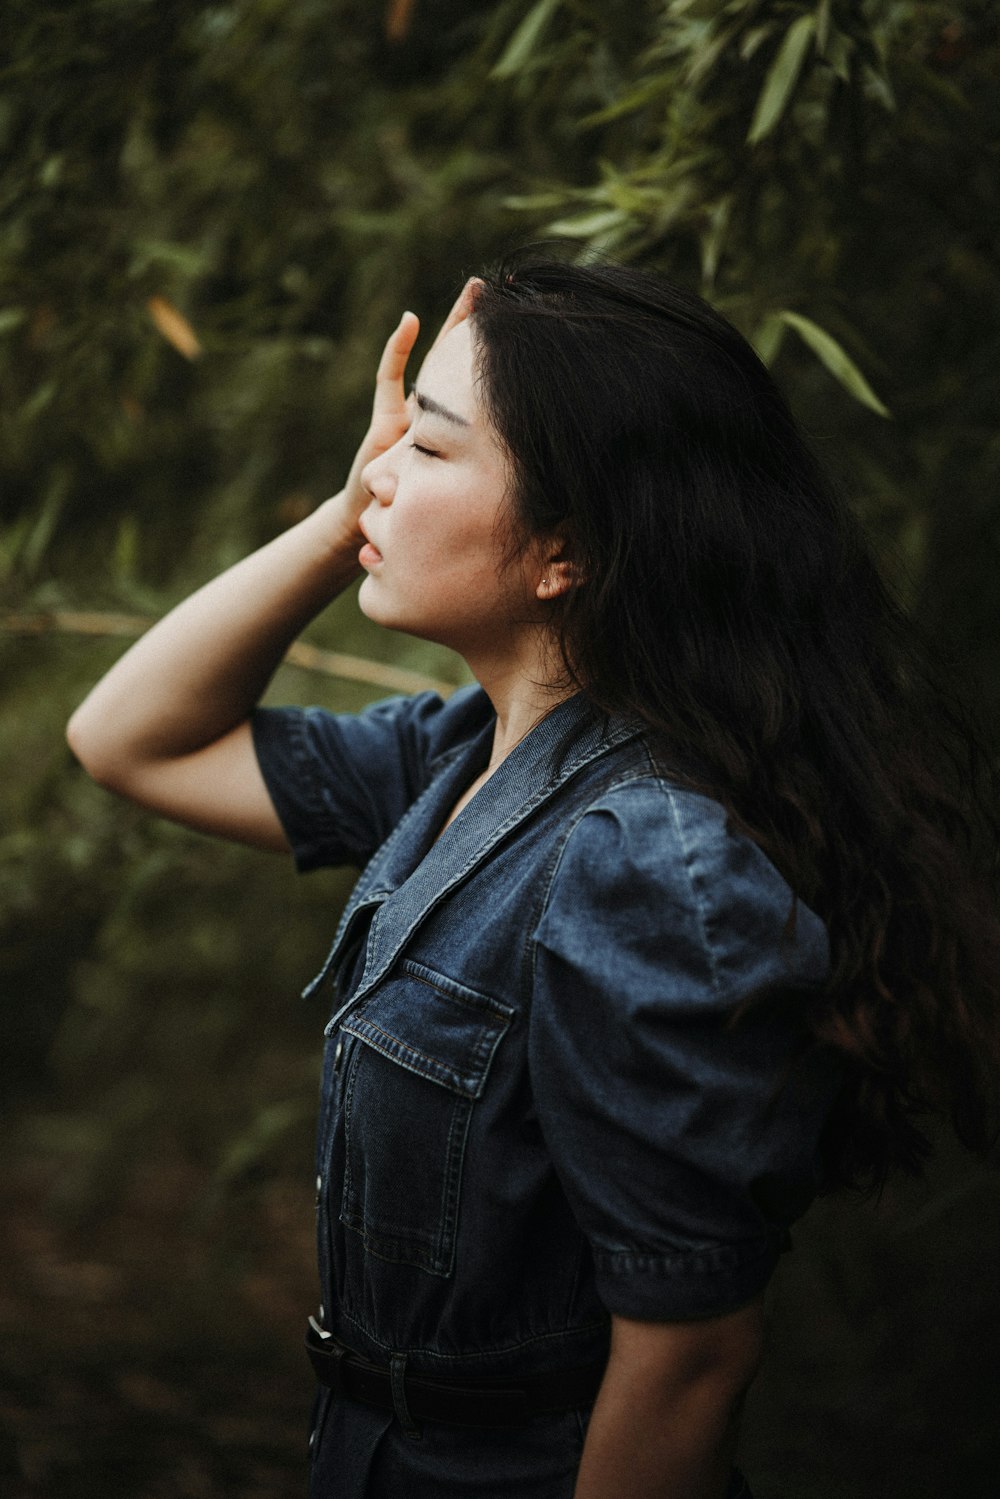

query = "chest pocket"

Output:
[[338, 960, 514, 1277]]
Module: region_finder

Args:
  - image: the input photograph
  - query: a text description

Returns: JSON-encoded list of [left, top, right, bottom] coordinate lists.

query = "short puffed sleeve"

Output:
[[250, 684, 491, 871], [529, 778, 840, 1321]]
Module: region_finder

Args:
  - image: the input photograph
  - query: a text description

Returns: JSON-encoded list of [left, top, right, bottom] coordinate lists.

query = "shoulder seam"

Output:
[[527, 763, 725, 1003], [658, 778, 723, 1000]]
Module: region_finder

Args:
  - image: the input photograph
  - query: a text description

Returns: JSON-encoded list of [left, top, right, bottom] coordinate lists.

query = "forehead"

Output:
[[415, 320, 479, 423]]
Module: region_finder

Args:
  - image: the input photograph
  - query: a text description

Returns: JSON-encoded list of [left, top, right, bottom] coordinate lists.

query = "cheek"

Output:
[[418, 495, 504, 568]]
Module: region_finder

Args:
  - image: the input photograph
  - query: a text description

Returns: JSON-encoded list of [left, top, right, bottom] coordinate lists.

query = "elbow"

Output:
[[661, 1332, 762, 1417], [66, 703, 95, 772], [66, 703, 128, 791], [690, 1305, 765, 1404], [687, 1305, 764, 1395], [609, 1296, 766, 1408]]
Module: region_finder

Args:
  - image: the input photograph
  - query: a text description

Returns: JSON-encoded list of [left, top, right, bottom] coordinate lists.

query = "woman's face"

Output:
[[357, 319, 541, 662]]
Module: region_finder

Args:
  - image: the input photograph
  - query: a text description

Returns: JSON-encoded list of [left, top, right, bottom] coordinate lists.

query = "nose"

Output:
[[360, 442, 399, 506]]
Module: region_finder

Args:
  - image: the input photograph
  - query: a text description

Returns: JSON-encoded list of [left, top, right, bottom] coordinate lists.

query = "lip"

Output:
[[357, 512, 384, 567]]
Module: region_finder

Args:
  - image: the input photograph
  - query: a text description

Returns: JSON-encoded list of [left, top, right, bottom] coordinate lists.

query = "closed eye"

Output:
[[410, 440, 442, 458]]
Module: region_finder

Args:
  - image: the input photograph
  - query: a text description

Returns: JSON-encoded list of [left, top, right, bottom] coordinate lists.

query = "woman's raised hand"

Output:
[[340, 309, 420, 524], [340, 279, 480, 528], [66, 278, 481, 849]]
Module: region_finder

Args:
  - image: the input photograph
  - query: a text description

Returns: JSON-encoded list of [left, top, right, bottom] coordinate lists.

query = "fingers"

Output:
[[430, 277, 483, 352], [371, 310, 420, 417], [369, 278, 482, 425]]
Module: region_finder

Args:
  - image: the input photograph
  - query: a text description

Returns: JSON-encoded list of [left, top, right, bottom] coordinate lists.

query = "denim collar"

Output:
[[311, 691, 642, 1028]]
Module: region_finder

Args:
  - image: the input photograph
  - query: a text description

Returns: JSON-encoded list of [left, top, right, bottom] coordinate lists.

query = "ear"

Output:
[[535, 533, 581, 602]]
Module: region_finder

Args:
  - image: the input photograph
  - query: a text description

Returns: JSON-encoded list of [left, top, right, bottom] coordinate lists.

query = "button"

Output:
[[314, 1173, 322, 1207], [334, 1038, 344, 1070]]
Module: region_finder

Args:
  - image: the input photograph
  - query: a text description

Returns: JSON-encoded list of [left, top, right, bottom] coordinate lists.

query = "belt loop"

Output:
[[389, 1352, 421, 1440]]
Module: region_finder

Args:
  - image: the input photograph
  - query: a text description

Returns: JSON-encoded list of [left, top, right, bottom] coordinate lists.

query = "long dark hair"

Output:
[[470, 254, 1000, 1190]]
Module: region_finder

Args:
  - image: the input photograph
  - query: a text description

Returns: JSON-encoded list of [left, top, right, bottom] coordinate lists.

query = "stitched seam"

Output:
[[342, 1091, 472, 1276], [295, 707, 392, 865], [337, 1308, 610, 1365], [527, 759, 661, 991], [660, 779, 723, 999], [343, 1016, 496, 1096], [270, 709, 341, 862], [351, 732, 643, 1006], [594, 1238, 776, 1275], [339, 1045, 472, 1276], [399, 959, 515, 1020]]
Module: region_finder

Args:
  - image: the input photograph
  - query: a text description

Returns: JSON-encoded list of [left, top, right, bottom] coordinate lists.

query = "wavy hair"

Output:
[[470, 254, 1000, 1190]]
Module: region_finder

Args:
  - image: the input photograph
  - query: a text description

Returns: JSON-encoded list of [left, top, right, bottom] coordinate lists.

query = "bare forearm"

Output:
[[67, 494, 359, 777]]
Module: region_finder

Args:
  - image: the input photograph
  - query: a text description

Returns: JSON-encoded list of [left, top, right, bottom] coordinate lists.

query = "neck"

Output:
[[465, 626, 575, 773]]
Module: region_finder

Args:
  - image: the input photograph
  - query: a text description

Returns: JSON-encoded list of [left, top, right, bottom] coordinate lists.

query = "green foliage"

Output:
[[492, 0, 562, 78], [2, 0, 996, 1134], [747, 11, 818, 144], [1, 6, 999, 1489], [495, 0, 1000, 628], [2, 0, 997, 1205], [0, 0, 580, 594], [776, 309, 890, 416]]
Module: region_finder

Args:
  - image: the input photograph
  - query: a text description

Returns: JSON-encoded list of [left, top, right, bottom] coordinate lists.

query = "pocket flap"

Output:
[[340, 961, 514, 1099]]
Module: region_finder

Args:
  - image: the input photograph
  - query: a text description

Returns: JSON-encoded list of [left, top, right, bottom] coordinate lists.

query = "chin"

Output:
[[358, 578, 412, 635], [357, 574, 388, 622]]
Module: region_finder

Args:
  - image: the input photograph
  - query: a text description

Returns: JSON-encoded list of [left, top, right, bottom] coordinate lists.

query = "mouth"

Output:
[[357, 513, 384, 567]]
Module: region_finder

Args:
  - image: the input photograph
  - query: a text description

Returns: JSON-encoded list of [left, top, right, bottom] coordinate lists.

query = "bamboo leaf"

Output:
[[384, 0, 415, 44], [0, 308, 26, 335], [863, 62, 896, 112], [747, 13, 816, 144], [146, 296, 202, 361], [752, 314, 786, 367], [502, 191, 571, 211], [23, 380, 57, 420], [779, 311, 890, 417], [491, 0, 560, 79], [700, 196, 732, 287], [21, 466, 71, 574], [825, 29, 853, 83], [114, 515, 139, 585], [131, 239, 208, 276], [687, 20, 744, 86], [545, 207, 627, 238], [740, 25, 775, 63], [815, 0, 832, 55], [579, 74, 669, 127]]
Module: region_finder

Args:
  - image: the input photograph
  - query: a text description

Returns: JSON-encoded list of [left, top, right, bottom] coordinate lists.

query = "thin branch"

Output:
[[1, 611, 456, 698]]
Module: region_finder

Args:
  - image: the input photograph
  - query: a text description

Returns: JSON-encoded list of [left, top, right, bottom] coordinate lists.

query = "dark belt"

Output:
[[305, 1318, 605, 1428]]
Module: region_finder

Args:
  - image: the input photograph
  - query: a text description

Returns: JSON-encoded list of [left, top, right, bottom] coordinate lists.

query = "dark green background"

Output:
[[2, 3, 999, 1494]]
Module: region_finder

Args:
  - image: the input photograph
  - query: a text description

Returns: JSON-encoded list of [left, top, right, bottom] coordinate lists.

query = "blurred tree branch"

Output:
[[1, 611, 454, 696]]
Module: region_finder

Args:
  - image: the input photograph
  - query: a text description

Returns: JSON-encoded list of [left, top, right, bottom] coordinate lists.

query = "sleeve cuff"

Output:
[[592, 1235, 784, 1321], [250, 706, 341, 872]]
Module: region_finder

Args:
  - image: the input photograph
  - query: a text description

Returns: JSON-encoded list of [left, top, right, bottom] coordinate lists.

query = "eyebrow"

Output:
[[413, 388, 471, 428]]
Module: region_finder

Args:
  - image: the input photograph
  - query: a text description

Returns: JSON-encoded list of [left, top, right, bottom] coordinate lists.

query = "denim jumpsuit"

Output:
[[251, 686, 839, 1498]]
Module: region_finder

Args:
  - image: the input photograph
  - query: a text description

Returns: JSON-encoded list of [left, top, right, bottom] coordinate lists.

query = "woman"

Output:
[[67, 258, 1000, 1498]]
